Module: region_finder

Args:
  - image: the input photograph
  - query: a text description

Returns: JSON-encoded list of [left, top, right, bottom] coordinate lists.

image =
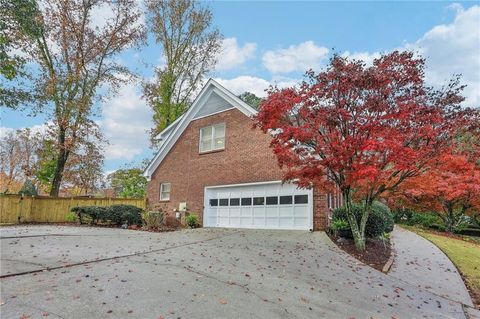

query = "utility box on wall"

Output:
[[178, 202, 187, 212]]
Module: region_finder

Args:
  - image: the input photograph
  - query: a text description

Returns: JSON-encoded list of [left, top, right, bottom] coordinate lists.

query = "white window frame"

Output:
[[160, 183, 171, 201], [199, 123, 225, 153]]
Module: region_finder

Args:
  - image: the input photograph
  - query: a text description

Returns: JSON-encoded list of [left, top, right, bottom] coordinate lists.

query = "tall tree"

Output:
[[108, 168, 147, 198], [7, 0, 145, 196], [255, 51, 473, 250], [143, 0, 222, 147], [0, 0, 38, 108], [395, 153, 480, 232], [238, 92, 262, 109], [62, 140, 105, 195]]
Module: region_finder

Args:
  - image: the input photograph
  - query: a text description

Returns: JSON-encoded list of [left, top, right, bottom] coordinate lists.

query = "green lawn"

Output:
[[401, 225, 480, 307]]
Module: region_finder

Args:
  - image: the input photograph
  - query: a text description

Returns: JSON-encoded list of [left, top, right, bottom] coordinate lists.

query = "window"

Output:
[[210, 199, 218, 207], [279, 196, 293, 205], [241, 197, 252, 206], [229, 198, 240, 206], [219, 198, 229, 206], [328, 192, 343, 210], [160, 183, 171, 201], [253, 197, 265, 205], [266, 196, 278, 205], [294, 195, 308, 204], [200, 123, 225, 152]]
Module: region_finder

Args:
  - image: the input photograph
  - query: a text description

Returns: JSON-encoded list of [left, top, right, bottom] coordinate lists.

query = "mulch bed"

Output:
[[328, 232, 392, 272]]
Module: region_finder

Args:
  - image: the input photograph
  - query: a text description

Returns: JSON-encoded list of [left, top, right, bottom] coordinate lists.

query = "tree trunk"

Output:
[[49, 128, 69, 197], [342, 190, 366, 251]]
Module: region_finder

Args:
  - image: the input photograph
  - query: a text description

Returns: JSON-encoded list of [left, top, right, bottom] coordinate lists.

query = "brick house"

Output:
[[144, 79, 338, 231]]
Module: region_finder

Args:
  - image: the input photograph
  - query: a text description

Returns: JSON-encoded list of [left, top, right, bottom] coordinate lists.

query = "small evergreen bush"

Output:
[[106, 204, 143, 226], [186, 214, 198, 228], [332, 201, 394, 238], [71, 206, 107, 224], [71, 205, 143, 226]]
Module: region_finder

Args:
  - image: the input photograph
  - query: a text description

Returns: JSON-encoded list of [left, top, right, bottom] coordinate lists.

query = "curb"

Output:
[[382, 249, 395, 273]]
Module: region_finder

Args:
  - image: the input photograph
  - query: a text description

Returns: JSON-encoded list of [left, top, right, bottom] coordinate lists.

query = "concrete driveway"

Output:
[[0, 226, 476, 319]]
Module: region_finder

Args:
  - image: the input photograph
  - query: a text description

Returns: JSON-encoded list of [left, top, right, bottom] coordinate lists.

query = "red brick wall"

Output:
[[146, 108, 328, 230]]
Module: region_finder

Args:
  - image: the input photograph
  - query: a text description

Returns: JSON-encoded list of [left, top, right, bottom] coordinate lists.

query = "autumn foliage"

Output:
[[255, 51, 476, 249], [394, 149, 480, 231]]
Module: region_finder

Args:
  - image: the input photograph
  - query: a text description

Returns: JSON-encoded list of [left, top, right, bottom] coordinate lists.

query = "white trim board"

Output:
[[144, 79, 258, 180]]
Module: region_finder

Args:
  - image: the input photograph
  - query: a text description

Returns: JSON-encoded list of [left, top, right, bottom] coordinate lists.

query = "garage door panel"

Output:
[[218, 208, 229, 217], [279, 217, 294, 227], [253, 217, 265, 226], [266, 207, 278, 217], [218, 217, 229, 224], [229, 217, 240, 225], [279, 206, 293, 217], [266, 218, 279, 226], [294, 206, 308, 217], [241, 207, 252, 216], [205, 182, 312, 230], [229, 208, 241, 217], [253, 207, 264, 217]]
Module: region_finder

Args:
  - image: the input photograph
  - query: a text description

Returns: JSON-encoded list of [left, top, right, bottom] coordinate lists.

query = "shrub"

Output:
[[186, 214, 198, 228], [332, 201, 394, 238], [409, 213, 441, 228], [331, 218, 349, 231], [373, 201, 394, 233], [142, 211, 165, 229], [18, 180, 38, 196], [106, 204, 143, 226], [456, 228, 480, 237], [65, 212, 78, 223], [71, 206, 108, 224], [429, 223, 446, 232], [71, 205, 143, 226]]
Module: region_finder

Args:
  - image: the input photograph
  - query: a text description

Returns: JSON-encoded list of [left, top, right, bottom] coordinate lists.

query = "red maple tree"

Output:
[[255, 51, 473, 250], [393, 146, 480, 232]]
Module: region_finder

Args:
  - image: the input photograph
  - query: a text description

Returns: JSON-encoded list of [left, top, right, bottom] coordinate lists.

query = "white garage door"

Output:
[[204, 181, 313, 230]]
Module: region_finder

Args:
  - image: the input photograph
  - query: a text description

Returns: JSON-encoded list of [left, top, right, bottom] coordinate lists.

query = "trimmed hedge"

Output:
[[456, 228, 480, 237], [71, 204, 143, 226], [332, 201, 394, 238], [71, 206, 107, 224]]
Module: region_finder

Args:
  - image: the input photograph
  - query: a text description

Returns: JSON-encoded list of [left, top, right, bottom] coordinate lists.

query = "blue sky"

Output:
[[1, 1, 479, 172]]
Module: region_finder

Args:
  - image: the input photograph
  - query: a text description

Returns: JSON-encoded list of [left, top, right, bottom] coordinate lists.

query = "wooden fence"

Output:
[[0, 194, 146, 224]]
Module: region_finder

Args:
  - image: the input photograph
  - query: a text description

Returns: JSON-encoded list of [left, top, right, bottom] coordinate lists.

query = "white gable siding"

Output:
[[193, 92, 233, 119]]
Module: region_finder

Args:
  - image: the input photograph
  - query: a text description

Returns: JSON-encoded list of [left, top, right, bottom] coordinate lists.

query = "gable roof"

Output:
[[144, 78, 258, 179]]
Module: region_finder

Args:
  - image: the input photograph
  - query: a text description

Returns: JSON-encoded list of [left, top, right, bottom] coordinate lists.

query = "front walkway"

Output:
[[390, 226, 474, 307]]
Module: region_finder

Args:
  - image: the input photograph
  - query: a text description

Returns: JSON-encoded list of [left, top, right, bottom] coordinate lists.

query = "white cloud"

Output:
[[215, 38, 257, 71], [342, 51, 381, 66], [99, 82, 153, 161], [262, 41, 329, 74], [411, 5, 480, 107], [340, 5, 479, 108], [214, 75, 299, 98], [0, 122, 50, 138]]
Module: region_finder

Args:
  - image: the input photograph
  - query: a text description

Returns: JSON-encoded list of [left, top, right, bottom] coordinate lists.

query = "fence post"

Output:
[[30, 195, 35, 222]]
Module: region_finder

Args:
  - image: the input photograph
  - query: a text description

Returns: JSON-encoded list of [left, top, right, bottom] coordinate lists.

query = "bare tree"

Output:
[[8, 0, 145, 196], [143, 0, 222, 147]]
